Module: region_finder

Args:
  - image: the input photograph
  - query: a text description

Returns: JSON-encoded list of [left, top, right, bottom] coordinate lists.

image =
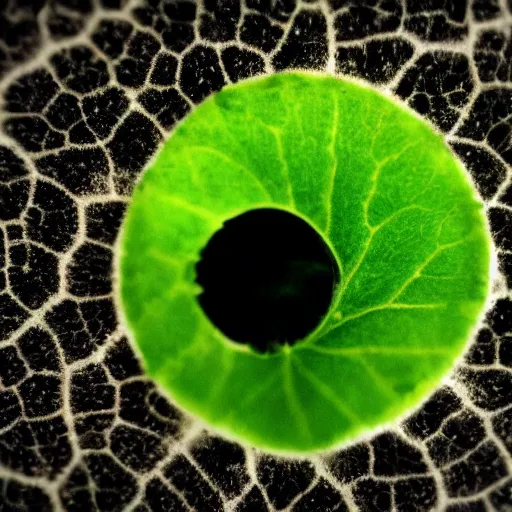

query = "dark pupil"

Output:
[[195, 208, 340, 353]]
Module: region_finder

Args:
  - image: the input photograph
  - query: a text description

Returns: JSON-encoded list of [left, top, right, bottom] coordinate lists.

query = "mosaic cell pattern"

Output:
[[0, 0, 511, 510]]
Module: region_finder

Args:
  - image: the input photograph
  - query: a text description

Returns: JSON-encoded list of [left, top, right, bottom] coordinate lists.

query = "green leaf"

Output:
[[119, 72, 491, 454]]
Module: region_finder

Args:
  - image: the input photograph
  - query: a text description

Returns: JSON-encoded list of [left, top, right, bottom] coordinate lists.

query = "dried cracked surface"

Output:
[[0, 0, 511, 510]]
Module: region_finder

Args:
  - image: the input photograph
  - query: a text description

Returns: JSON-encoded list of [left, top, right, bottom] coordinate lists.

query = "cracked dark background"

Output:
[[0, 0, 511, 510]]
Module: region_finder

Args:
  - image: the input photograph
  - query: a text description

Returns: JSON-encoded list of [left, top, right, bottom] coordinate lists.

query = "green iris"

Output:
[[118, 72, 491, 454]]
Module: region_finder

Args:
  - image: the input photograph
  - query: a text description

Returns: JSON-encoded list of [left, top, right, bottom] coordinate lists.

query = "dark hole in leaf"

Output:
[[195, 207, 340, 352]]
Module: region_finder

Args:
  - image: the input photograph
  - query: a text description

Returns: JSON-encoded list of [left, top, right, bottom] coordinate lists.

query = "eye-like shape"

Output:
[[118, 72, 491, 454]]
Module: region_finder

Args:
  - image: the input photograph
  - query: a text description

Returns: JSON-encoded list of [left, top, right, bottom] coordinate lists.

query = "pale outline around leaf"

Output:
[[121, 73, 491, 453]]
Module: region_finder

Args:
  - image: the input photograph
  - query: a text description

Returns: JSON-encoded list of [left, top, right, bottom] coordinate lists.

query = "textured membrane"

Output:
[[0, 0, 511, 510]]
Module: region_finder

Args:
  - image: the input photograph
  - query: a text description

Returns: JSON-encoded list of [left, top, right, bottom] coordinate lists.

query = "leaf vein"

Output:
[[258, 121, 295, 208], [325, 92, 339, 236], [324, 302, 447, 335], [282, 355, 311, 442], [159, 194, 222, 223], [352, 355, 398, 399], [387, 239, 466, 304], [188, 145, 272, 201], [292, 355, 361, 424], [338, 204, 430, 299], [303, 345, 454, 356]]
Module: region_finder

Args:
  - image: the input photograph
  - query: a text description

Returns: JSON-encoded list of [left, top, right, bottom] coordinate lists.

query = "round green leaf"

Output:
[[118, 72, 491, 454]]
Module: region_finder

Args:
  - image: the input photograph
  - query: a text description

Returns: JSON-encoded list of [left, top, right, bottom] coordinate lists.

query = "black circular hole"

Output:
[[195, 208, 340, 353]]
